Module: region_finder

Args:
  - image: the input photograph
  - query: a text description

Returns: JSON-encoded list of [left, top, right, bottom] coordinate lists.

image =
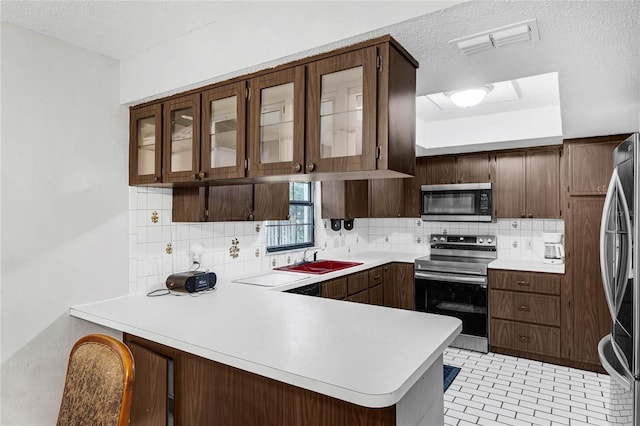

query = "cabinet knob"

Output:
[[597, 185, 601, 192], [292, 163, 302, 172], [198, 171, 206, 179], [190, 174, 197, 180], [286, 214, 291, 220], [306, 163, 316, 172], [517, 281, 530, 287], [154, 176, 160, 182], [528, 214, 533, 218], [518, 335, 530, 342], [248, 213, 255, 221], [517, 305, 531, 312], [520, 214, 526, 218]]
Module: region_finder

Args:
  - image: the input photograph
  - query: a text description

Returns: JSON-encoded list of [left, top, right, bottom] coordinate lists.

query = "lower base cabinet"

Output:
[[124, 334, 396, 426]]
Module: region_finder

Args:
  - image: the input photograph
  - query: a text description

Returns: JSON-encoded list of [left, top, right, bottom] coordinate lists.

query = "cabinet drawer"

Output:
[[490, 270, 560, 295], [490, 290, 560, 326], [491, 319, 560, 358], [347, 271, 368, 295], [368, 267, 383, 287], [321, 278, 347, 300], [347, 289, 369, 304]]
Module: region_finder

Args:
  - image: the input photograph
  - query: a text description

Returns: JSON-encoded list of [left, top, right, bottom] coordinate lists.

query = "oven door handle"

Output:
[[415, 271, 487, 285]]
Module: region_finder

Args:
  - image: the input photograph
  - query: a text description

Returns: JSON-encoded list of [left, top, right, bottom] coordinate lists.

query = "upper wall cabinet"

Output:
[[129, 104, 163, 185], [200, 82, 247, 180], [162, 93, 201, 183], [129, 36, 417, 187], [423, 153, 490, 185], [248, 67, 305, 177], [493, 148, 561, 219], [306, 42, 417, 178]]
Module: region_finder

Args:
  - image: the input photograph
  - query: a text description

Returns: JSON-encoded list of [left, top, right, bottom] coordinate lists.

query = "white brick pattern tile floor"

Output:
[[443, 348, 612, 426]]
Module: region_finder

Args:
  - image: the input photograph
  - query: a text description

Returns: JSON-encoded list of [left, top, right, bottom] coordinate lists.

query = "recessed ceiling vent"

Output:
[[450, 19, 540, 55]]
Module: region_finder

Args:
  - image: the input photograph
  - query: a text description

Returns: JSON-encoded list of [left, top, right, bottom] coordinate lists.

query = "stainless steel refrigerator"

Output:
[[600, 132, 640, 425]]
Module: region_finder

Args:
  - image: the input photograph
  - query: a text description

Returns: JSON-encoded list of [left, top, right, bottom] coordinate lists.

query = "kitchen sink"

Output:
[[274, 260, 363, 275]]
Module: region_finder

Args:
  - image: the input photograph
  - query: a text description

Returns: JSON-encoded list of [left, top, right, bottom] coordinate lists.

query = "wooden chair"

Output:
[[57, 334, 135, 426]]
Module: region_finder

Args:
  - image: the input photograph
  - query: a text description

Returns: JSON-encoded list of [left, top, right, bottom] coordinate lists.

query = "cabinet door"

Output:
[[383, 263, 414, 310], [130, 104, 163, 185], [369, 284, 384, 306], [566, 138, 621, 195], [128, 342, 170, 426], [424, 156, 456, 185], [494, 152, 526, 218], [321, 277, 347, 299], [248, 66, 305, 177], [172, 187, 206, 222], [456, 153, 490, 184], [570, 197, 610, 364], [201, 82, 246, 180], [369, 179, 404, 218], [163, 93, 201, 183], [306, 47, 378, 174], [404, 157, 428, 217], [320, 180, 368, 219], [347, 271, 369, 295], [347, 289, 369, 304], [207, 185, 253, 222], [253, 183, 289, 221], [526, 150, 560, 218]]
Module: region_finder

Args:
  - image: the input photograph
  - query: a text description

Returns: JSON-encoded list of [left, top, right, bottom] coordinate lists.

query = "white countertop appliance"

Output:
[[599, 132, 640, 425], [414, 234, 497, 353], [543, 232, 564, 264]]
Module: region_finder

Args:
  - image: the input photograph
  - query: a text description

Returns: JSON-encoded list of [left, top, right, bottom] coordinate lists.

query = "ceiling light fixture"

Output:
[[450, 19, 539, 55], [447, 85, 493, 108]]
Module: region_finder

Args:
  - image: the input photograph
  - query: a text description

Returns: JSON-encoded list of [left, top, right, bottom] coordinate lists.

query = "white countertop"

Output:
[[488, 258, 565, 274], [70, 251, 461, 408]]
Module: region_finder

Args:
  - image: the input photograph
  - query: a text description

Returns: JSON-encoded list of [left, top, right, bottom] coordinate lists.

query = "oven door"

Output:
[[415, 270, 488, 339]]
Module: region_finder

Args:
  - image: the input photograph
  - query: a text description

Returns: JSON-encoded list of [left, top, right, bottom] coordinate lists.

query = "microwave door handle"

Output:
[[600, 169, 620, 320], [613, 173, 633, 315]]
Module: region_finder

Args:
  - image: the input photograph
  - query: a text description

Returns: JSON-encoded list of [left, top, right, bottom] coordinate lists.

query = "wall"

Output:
[[0, 23, 129, 424], [129, 185, 563, 294]]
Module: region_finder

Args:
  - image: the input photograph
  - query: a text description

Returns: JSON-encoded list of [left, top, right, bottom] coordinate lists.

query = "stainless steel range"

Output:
[[415, 234, 497, 353]]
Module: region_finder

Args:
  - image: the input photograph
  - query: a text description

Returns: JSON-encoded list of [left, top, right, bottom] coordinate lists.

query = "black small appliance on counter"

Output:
[[166, 271, 217, 293]]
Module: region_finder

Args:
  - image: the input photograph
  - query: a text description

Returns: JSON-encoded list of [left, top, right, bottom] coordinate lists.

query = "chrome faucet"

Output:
[[303, 247, 320, 263]]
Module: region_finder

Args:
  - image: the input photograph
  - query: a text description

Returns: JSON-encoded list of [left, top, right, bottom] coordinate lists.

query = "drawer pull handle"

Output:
[[518, 305, 531, 312], [517, 281, 530, 286], [519, 335, 530, 342], [374, 275, 381, 280]]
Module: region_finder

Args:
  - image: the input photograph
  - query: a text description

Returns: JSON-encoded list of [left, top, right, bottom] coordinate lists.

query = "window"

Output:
[[266, 182, 314, 252]]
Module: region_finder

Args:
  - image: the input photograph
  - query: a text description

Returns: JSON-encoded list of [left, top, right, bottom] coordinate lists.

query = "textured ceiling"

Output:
[[2, 0, 638, 141], [0, 1, 255, 59]]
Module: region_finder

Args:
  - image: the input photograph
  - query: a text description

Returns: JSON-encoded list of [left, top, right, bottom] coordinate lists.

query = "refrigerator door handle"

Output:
[[615, 171, 633, 312], [598, 335, 632, 391], [600, 169, 621, 320]]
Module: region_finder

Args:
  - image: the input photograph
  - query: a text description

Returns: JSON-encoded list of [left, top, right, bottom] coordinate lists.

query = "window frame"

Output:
[[266, 182, 315, 253]]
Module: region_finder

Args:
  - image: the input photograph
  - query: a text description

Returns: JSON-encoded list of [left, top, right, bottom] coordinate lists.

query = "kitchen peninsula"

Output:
[[70, 256, 461, 426]]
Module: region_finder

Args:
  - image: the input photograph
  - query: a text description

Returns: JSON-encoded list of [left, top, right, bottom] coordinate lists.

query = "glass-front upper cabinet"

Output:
[[163, 93, 201, 183], [306, 46, 377, 174], [200, 82, 246, 180], [248, 66, 305, 177], [129, 104, 162, 185]]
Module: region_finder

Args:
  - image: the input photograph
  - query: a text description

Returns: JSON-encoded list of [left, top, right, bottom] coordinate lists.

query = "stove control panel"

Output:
[[429, 234, 496, 247]]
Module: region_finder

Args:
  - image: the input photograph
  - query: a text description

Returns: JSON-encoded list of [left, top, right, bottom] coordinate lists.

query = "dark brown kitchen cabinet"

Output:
[[162, 93, 201, 184], [200, 82, 247, 180], [128, 342, 171, 426], [424, 156, 456, 185], [172, 183, 288, 222], [321, 277, 347, 300], [489, 270, 562, 360], [320, 180, 369, 219], [130, 103, 163, 185], [567, 196, 610, 366], [494, 148, 560, 219], [423, 153, 490, 185], [305, 41, 417, 178], [404, 157, 428, 217], [347, 271, 369, 295], [248, 66, 305, 177], [383, 263, 414, 310], [369, 178, 405, 218], [565, 135, 628, 196]]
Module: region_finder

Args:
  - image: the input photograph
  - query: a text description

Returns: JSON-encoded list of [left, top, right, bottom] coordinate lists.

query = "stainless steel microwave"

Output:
[[420, 183, 493, 222]]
